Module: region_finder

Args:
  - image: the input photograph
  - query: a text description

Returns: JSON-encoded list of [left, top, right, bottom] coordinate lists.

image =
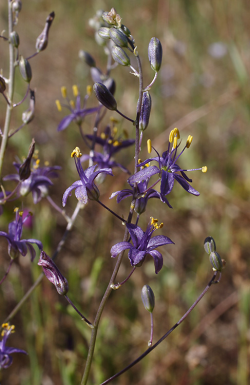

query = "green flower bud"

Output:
[[120, 24, 131, 37], [12, 0, 22, 12], [93, 82, 117, 110], [109, 27, 128, 48], [138, 91, 151, 131], [79, 50, 96, 67], [209, 251, 224, 272], [95, 31, 106, 46], [148, 37, 163, 72], [141, 285, 155, 313], [204, 236, 216, 254], [19, 56, 32, 83], [10, 31, 20, 48], [98, 27, 110, 40], [112, 46, 130, 66]]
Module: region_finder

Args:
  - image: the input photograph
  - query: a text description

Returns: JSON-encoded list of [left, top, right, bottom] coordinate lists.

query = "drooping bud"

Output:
[[12, 0, 22, 13], [120, 24, 131, 37], [19, 56, 32, 83], [209, 251, 224, 272], [148, 37, 163, 72], [138, 91, 151, 131], [79, 50, 96, 67], [0, 76, 6, 93], [38, 251, 69, 295], [22, 89, 35, 124], [36, 11, 55, 52], [111, 46, 130, 66], [19, 138, 35, 181], [141, 285, 155, 313], [103, 77, 116, 95], [109, 27, 128, 48], [93, 82, 117, 110], [204, 236, 216, 255], [98, 27, 110, 40], [9, 31, 20, 48]]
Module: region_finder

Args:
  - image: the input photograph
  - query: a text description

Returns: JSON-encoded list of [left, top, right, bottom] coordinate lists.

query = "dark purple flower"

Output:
[[62, 147, 113, 207], [128, 130, 206, 206], [0, 323, 27, 369], [111, 219, 174, 273], [0, 209, 43, 260], [57, 86, 101, 131], [3, 159, 60, 204], [38, 251, 69, 295]]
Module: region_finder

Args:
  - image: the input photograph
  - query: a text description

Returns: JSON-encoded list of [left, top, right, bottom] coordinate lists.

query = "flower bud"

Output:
[[103, 77, 116, 95], [0, 76, 6, 93], [98, 27, 110, 40], [93, 82, 117, 110], [87, 184, 100, 201], [138, 91, 151, 131], [36, 11, 55, 52], [22, 89, 35, 124], [204, 236, 216, 254], [109, 28, 128, 48], [148, 37, 163, 72], [209, 251, 224, 272], [102, 8, 119, 25], [19, 138, 35, 181], [112, 46, 130, 66], [19, 56, 32, 83], [141, 285, 155, 313], [120, 24, 131, 37], [135, 197, 147, 215], [10, 31, 20, 48], [79, 50, 96, 67], [12, 0, 22, 12], [95, 31, 106, 46], [38, 251, 69, 295], [90, 67, 103, 83]]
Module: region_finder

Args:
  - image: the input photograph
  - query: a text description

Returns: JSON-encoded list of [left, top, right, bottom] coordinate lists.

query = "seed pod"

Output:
[[204, 236, 216, 254], [109, 27, 128, 48], [209, 251, 224, 272], [36, 11, 55, 52], [148, 37, 163, 72], [139, 91, 151, 131], [141, 285, 155, 313], [98, 27, 110, 40], [0, 76, 6, 93], [79, 50, 96, 67], [19, 138, 35, 181], [10, 31, 20, 48], [93, 82, 117, 110], [19, 56, 32, 83], [38, 251, 69, 295], [112, 46, 130, 66]]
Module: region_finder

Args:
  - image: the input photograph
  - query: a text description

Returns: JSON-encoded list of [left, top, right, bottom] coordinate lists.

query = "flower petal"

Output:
[[128, 166, 159, 184], [62, 180, 82, 207], [128, 249, 146, 266], [148, 250, 163, 274], [148, 235, 174, 250], [110, 241, 133, 258], [174, 174, 200, 195], [57, 114, 75, 131], [126, 224, 144, 248], [161, 170, 174, 196], [75, 185, 88, 205]]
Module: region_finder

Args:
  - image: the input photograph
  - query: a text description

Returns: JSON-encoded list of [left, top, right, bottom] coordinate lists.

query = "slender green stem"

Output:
[[0, 2, 15, 178]]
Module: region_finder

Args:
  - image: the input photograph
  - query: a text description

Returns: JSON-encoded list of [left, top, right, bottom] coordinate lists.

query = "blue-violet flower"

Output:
[[0, 323, 27, 369]]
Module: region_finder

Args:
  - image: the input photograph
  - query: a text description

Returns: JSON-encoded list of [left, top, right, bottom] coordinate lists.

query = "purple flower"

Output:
[[62, 147, 113, 207], [3, 159, 60, 204], [38, 251, 69, 295], [111, 219, 174, 273], [0, 323, 27, 369], [81, 151, 130, 174], [0, 209, 43, 260], [57, 86, 101, 131], [128, 130, 205, 207]]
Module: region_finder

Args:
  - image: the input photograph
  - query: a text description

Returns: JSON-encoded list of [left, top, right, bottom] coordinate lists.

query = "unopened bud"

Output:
[[22, 89, 35, 124], [36, 11, 55, 52], [112, 46, 130, 66], [98, 27, 110, 40], [120, 24, 131, 37], [135, 197, 147, 215], [12, 0, 22, 12], [209, 251, 224, 272], [141, 285, 155, 313], [139, 91, 151, 131], [204, 236, 216, 255], [19, 138, 35, 181], [93, 82, 117, 110], [109, 27, 128, 48], [0, 76, 6, 93], [95, 31, 106, 46], [79, 50, 96, 67], [10, 31, 20, 48], [38, 251, 69, 295], [90, 67, 103, 83], [148, 37, 163, 72], [103, 77, 116, 95], [19, 56, 32, 83]]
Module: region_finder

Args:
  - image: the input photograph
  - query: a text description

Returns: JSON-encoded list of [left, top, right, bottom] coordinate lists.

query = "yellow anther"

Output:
[[113, 140, 120, 146], [36, 159, 40, 165], [147, 139, 152, 154], [113, 126, 118, 135], [1, 323, 8, 329], [134, 46, 139, 57], [174, 127, 180, 139], [150, 217, 158, 225], [71, 147, 82, 158], [86, 85, 92, 96], [186, 135, 193, 148], [158, 223, 164, 229], [169, 130, 174, 143], [138, 159, 142, 164], [100, 133, 106, 139], [61, 86, 67, 98], [145, 163, 150, 167], [110, 116, 119, 123], [44, 161, 50, 166], [72, 85, 79, 97], [202, 166, 207, 173], [70, 100, 75, 109], [173, 136, 178, 149], [55, 100, 62, 112], [123, 129, 128, 139], [108, 139, 113, 144], [19, 211, 23, 217], [14, 207, 19, 212]]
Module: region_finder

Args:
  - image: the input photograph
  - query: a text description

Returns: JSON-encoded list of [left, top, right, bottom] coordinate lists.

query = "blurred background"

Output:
[[0, 0, 250, 384]]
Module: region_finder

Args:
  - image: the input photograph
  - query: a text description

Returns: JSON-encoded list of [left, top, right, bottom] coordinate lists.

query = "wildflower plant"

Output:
[[0, 3, 225, 383]]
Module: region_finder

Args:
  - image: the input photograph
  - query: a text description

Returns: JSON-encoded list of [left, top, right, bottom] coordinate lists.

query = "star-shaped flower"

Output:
[[110, 219, 174, 273], [0, 323, 27, 369], [62, 147, 113, 206]]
